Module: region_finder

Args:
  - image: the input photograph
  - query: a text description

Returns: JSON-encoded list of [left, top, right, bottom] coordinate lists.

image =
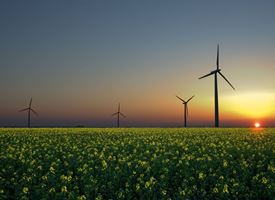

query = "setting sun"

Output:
[[254, 122, 261, 128]]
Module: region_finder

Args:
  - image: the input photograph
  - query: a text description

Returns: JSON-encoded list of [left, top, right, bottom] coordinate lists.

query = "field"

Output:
[[0, 128, 274, 199]]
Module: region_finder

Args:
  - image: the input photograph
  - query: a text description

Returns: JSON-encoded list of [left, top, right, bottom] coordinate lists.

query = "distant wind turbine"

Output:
[[199, 44, 235, 127], [19, 98, 38, 128], [176, 95, 194, 127], [111, 103, 126, 128]]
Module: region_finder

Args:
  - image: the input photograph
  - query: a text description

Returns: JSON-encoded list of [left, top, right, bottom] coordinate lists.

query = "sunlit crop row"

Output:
[[0, 128, 274, 199]]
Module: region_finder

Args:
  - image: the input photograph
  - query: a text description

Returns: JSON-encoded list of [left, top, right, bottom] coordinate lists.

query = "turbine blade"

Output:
[[218, 71, 235, 90], [111, 112, 118, 116], [31, 108, 38, 116], [186, 105, 189, 117], [176, 95, 185, 103], [118, 103, 120, 112], [120, 112, 126, 118], [216, 44, 219, 69], [186, 95, 195, 103], [29, 98, 32, 107], [18, 108, 29, 112], [198, 72, 214, 79]]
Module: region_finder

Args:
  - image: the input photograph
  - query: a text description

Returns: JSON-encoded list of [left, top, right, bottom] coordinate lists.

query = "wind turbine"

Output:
[[199, 44, 235, 127], [176, 95, 194, 127], [19, 98, 38, 128], [111, 103, 126, 128]]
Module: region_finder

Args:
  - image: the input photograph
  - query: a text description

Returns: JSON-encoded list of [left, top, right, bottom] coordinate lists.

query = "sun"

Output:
[[254, 122, 261, 128]]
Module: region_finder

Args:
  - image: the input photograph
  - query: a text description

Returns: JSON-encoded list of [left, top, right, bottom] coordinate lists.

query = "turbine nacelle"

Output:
[[211, 69, 221, 74]]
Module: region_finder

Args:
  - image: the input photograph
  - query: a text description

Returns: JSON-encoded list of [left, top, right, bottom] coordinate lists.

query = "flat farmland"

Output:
[[0, 128, 274, 199]]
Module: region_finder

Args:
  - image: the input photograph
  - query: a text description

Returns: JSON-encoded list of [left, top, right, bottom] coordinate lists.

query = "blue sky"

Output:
[[1, 0, 275, 127]]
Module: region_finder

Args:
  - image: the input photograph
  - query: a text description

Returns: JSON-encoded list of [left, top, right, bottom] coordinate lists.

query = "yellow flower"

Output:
[[150, 176, 156, 182], [60, 175, 66, 180], [161, 190, 167, 196], [95, 194, 103, 200], [179, 190, 186, 196], [117, 191, 123, 198], [262, 177, 268, 184], [22, 187, 29, 194], [135, 183, 140, 191], [61, 186, 67, 193], [101, 160, 107, 170], [78, 195, 87, 200], [49, 166, 55, 174], [49, 187, 56, 193], [223, 184, 229, 193], [223, 160, 228, 167], [145, 181, 151, 188], [198, 172, 204, 179], [268, 165, 275, 173], [213, 187, 219, 193], [67, 175, 72, 181], [207, 156, 212, 161]]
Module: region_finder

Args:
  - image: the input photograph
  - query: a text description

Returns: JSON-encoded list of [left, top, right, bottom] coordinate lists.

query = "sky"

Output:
[[0, 0, 275, 127]]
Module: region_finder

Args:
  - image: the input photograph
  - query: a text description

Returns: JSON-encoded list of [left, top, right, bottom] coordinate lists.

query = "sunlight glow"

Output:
[[222, 92, 275, 119], [254, 122, 261, 128]]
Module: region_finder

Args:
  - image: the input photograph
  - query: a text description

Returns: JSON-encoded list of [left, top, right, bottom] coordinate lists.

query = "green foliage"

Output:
[[0, 128, 274, 199]]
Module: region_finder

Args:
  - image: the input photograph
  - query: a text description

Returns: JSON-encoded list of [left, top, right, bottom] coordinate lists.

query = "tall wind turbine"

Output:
[[19, 98, 38, 128], [176, 95, 194, 127], [199, 44, 235, 127], [111, 103, 126, 128]]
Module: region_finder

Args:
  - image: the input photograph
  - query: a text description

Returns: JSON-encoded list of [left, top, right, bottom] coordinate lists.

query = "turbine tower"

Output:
[[111, 103, 126, 128], [19, 98, 38, 128], [199, 44, 235, 127], [176, 95, 194, 127]]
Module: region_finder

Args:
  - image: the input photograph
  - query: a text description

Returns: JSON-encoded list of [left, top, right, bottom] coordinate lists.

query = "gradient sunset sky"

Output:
[[1, 0, 275, 127]]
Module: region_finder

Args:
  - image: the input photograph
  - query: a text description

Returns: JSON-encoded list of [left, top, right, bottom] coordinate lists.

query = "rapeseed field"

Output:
[[0, 128, 274, 199]]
